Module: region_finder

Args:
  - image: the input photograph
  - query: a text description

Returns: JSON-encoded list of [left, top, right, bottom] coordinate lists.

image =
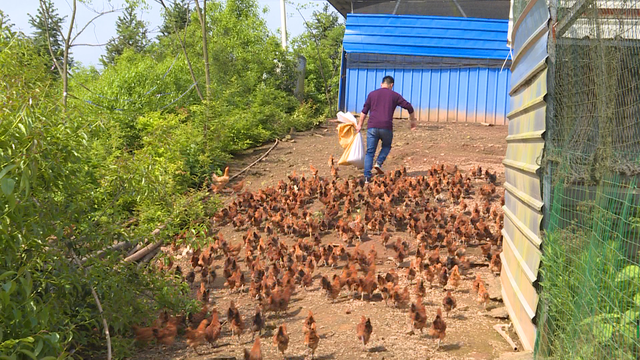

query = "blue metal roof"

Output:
[[344, 14, 511, 60]]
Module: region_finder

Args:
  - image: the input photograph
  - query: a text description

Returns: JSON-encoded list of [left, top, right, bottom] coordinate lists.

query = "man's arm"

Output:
[[357, 113, 367, 132], [358, 95, 371, 132], [397, 95, 417, 130]]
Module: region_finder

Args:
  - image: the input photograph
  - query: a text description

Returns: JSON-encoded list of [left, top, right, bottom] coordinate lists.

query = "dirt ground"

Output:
[[133, 120, 519, 360]]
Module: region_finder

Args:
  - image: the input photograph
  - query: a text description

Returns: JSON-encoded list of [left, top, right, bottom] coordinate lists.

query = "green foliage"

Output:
[[100, 4, 149, 67], [537, 230, 640, 360], [28, 0, 70, 71], [291, 4, 344, 116], [0, 16, 212, 360], [159, 0, 191, 38], [0, 0, 335, 356]]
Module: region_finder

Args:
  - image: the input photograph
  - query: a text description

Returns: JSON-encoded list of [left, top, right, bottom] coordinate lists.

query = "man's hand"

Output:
[[357, 112, 367, 133], [410, 114, 417, 131]]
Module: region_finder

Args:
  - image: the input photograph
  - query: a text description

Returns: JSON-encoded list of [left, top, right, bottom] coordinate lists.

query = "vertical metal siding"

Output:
[[344, 67, 511, 125], [501, 0, 549, 351]]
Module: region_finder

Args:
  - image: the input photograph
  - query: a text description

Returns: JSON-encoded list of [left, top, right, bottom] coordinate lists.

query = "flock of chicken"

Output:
[[133, 158, 505, 359]]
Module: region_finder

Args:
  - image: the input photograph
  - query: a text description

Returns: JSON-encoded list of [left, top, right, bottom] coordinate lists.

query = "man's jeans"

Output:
[[364, 127, 393, 180]]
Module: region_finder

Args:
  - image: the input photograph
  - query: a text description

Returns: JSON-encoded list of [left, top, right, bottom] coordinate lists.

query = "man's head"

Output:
[[381, 76, 394, 89]]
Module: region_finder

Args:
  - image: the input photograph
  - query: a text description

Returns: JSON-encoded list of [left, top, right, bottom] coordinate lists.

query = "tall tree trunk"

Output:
[[194, 0, 211, 99], [194, 0, 211, 146], [62, 0, 77, 109]]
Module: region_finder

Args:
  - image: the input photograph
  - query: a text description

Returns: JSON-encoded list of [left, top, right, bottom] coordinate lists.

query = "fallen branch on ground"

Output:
[[228, 138, 279, 182], [81, 241, 133, 265]]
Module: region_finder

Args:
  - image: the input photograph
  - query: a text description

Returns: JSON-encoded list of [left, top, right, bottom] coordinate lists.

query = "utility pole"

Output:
[[280, 0, 287, 49]]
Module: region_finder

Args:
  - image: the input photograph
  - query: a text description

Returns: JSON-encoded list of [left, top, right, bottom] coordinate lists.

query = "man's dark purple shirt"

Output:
[[361, 87, 414, 131]]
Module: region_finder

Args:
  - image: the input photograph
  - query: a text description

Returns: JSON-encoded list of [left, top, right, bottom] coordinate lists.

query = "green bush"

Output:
[[0, 0, 330, 356]]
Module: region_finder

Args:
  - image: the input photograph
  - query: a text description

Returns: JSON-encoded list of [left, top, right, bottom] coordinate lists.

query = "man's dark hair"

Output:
[[382, 76, 394, 85]]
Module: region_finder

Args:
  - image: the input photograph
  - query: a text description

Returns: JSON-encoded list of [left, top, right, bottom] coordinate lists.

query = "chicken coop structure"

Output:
[[504, 0, 640, 355], [337, 14, 513, 125]]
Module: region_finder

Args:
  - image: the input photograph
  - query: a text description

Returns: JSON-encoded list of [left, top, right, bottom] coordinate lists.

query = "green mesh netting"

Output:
[[534, 0, 640, 357]]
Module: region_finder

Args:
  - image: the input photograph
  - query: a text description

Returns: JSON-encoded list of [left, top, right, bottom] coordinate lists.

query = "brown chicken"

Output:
[[231, 180, 245, 193], [480, 243, 492, 261], [438, 267, 448, 288], [415, 278, 426, 297], [251, 305, 265, 339], [472, 274, 484, 294], [424, 266, 435, 287], [429, 308, 447, 349], [152, 316, 181, 347], [442, 291, 457, 317], [356, 316, 373, 351], [303, 310, 316, 334], [244, 337, 262, 360], [321, 274, 342, 302], [392, 285, 410, 308], [477, 282, 490, 309], [448, 265, 461, 290], [305, 322, 320, 359], [189, 304, 209, 328], [358, 270, 378, 301], [185, 270, 196, 285], [274, 323, 290, 358], [185, 319, 209, 354], [212, 166, 230, 192], [490, 252, 502, 274], [331, 164, 339, 179], [228, 301, 244, 341], [204, 309, 221, 346], [197, 282, 209, 303], [410, 296, 428, 334], [132, 325, 155, 346]]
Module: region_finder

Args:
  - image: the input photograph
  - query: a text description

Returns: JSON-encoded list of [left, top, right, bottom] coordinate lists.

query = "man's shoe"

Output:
[[374, 163, 384, 175]]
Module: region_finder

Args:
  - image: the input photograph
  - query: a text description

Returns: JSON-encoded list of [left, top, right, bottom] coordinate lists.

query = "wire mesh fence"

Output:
[[535, 0, 640, 358]]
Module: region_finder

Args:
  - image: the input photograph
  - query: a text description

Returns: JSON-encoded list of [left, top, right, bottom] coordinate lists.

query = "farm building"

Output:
[[337, 14, 513, 124]]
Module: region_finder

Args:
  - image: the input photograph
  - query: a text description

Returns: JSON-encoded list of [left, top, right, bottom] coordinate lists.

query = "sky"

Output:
[[3, 0, 332, 67]]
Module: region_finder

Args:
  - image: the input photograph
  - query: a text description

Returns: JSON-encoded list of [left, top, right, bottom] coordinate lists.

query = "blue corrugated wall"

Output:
[[344, 67, 511, 125]]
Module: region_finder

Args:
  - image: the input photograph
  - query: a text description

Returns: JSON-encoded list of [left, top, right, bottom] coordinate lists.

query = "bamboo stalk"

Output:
[[137, 247, 161, 269], [127, 244, 141, 256], [81, 241, 133, 265], [124, 241, 163, 263]]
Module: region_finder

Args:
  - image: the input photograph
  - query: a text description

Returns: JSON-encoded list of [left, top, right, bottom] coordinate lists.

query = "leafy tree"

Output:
[[28, 0, 71, 70], [159, 0, 190, 37], [291, 4, 344, 115], [100, 4, 149, 67]]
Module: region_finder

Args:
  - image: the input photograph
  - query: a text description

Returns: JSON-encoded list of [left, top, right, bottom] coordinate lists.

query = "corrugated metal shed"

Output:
[[343, 14, 511, 60], [501, 0, 549, 351], [326, 0, 510, 20], [339, 14, 512, 124]]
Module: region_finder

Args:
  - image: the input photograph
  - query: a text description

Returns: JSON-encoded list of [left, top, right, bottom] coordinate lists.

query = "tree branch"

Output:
[[39, 0, 62, 77], [70, 42, 110, 47], [71, 8, 121, 44], [69, 247, 112, 360]]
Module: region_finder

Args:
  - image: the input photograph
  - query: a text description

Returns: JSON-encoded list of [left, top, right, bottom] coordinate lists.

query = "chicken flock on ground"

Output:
[[135, 160, 504, 359]]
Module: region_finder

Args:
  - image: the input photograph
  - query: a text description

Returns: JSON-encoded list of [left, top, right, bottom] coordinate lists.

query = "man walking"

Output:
[[356, 76, 417, 182]]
